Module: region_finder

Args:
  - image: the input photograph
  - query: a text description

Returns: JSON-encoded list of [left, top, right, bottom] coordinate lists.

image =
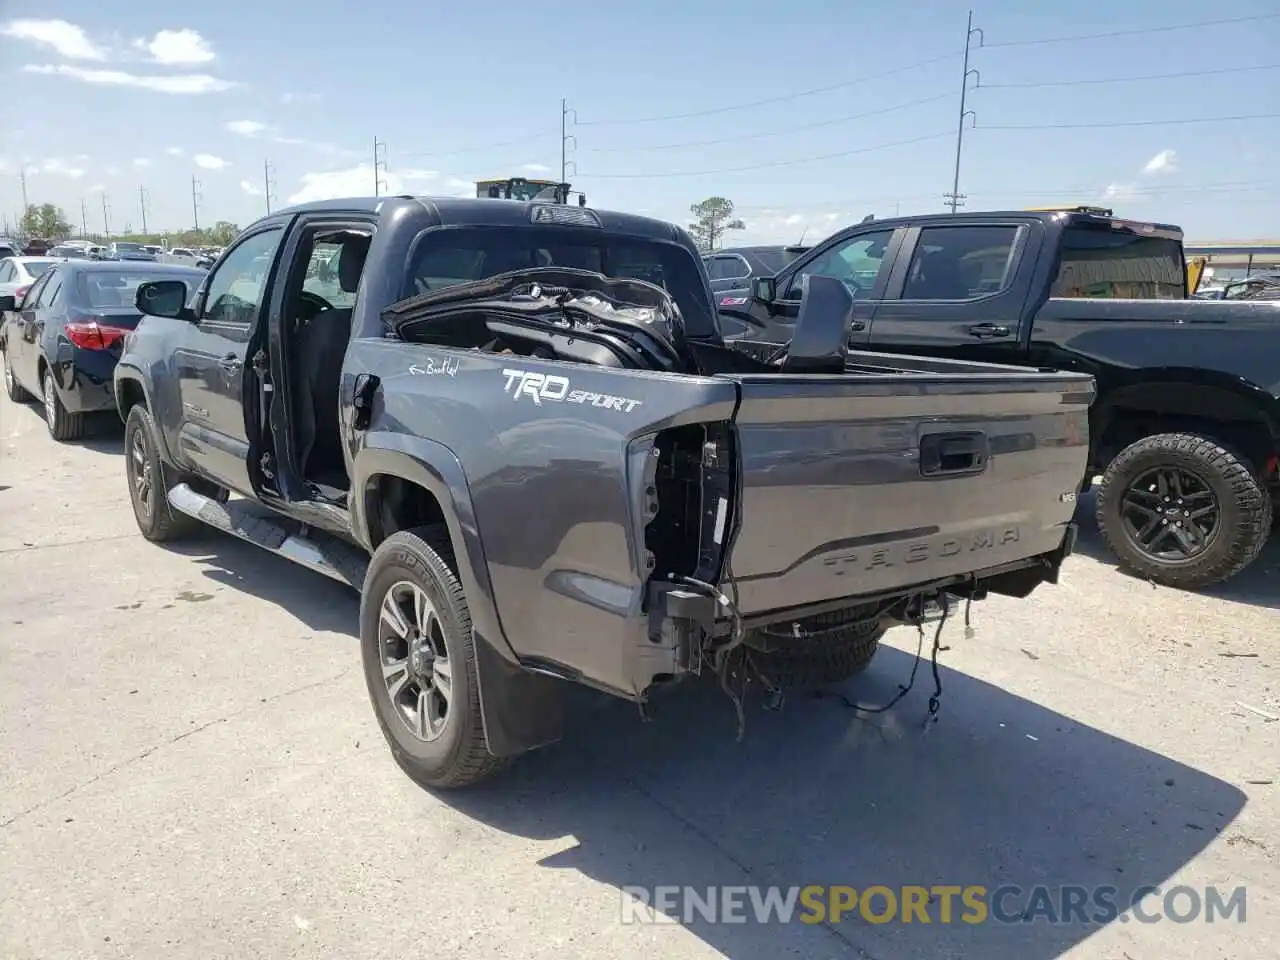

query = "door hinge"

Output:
[[251, 349, 271, 391]]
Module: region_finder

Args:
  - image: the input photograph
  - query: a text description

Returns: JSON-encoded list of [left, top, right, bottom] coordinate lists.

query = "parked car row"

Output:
[[0, 257, 207, 439]]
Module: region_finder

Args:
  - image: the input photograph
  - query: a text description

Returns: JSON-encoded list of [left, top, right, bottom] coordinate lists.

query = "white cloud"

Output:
[[40, 157, 87, 179], [164, 146, 184, 156], [133, 157, 152, 168], [287, 165, 471, 204], [104, 165, 120, 176], [521, 163, 551, 173], [135, 28, 215, 66], [1103, 182, 1138, 202], [0, 18, 106, 60], [85, 183, 105, 193], [194, 153, 228, 170], [783, 214, 804, 225], [1142, 149, 1177, 175], [226, 119, 267, 137], [240, 180, 263, 196], [280, 92, 322, 105], [23, 63, 235, 95]]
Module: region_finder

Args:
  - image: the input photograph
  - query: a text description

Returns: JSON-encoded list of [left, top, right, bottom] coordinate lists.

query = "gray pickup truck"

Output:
[[114, 196, 1093, 788]]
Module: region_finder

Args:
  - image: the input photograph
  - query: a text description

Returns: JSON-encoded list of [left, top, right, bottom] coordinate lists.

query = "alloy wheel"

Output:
[[43, 373, 57, 429], [128, 427, 154, 517], [1119, 466, 1221, 562], [378, 580, 454, 742]]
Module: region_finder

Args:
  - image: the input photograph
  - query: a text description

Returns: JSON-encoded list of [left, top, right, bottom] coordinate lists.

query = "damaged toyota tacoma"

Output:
[[113, 196, 1094, 788]]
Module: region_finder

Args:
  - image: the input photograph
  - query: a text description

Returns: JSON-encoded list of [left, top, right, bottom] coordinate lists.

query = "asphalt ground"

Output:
[[1, 397, 1276, 960]]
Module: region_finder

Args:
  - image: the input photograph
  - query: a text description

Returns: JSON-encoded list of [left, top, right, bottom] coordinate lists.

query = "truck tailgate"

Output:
[[723, 371, 1094, 616]]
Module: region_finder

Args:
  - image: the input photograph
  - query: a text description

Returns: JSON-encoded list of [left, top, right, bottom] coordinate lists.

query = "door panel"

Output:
[[15, 271, 55, 390], [176, 226, 285, 493], [867, 223, 1036, 365]]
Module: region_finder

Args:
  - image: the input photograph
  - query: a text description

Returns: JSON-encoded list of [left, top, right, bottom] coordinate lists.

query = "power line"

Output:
[[979, 63, 1280, 89], [576, 53, 958, 126], [979, 112, 1280, 131], [395, 131, 554, 160], [980, 12, 1280, 48], [579, 130, 952, 179], [582, 92, 953, 154]]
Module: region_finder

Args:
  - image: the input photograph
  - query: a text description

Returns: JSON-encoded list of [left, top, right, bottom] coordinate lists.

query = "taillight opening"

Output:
[[14, 285, 29, 301], [65, 320, 129, 350]]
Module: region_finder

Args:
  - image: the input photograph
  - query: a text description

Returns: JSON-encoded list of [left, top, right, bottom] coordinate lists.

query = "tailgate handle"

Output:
[[920, 431, 989, 477]]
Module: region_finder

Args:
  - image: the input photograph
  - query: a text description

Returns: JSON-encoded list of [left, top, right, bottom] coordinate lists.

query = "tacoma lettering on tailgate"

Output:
[[822, 527, 1022, 576]]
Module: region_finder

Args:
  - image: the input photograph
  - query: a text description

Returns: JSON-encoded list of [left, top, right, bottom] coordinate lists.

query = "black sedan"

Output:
[[1, 260, 205, 441]]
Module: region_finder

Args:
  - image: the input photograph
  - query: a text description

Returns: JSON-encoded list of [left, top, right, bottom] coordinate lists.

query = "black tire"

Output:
[[2, 343, 31, 402], [750, 612, 886, 688], [360, 524, 508, 789], [1096, 432, 1272, 589], [124, 404, 199, 542], [42, 368, 85, 442]]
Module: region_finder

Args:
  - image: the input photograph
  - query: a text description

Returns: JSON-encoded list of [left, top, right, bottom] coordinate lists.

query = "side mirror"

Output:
[[0, 294, 15, 313], [752, 276, 776, 304], [136, 279, 192, 319]]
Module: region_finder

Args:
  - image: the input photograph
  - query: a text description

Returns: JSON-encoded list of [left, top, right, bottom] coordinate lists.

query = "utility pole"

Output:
[[19, 169, 29, 211], [560, 98, 578, 185], [944, 10, 982, 214], [373, 138, 388, 196], [102, 194, 111, 238], [80, 199, 89, 238], [263, 159, 276, 214], [139, 186, 149, 235], [191, 176, 202, 231]]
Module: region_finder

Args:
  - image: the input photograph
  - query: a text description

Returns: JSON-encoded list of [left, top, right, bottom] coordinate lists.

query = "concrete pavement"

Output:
[[1, 395, 1276, 959]]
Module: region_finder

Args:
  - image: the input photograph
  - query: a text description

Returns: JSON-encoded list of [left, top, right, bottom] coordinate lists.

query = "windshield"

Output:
[[1051, 226, 1185, 299], [24, 260, 54, 278], [114, 242, 144, 253], [404, 226, 716, 337]]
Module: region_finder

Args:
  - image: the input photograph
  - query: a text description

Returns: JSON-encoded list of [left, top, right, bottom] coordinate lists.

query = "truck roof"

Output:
[[263, 195, 689, 244], [856, 209, 1183, 237]]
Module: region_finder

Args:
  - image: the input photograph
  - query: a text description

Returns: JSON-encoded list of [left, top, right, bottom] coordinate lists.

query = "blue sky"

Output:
[[2, 0, 1276, 243]]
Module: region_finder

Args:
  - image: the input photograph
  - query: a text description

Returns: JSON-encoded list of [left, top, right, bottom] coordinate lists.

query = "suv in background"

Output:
[[703, 245, 808, 294]]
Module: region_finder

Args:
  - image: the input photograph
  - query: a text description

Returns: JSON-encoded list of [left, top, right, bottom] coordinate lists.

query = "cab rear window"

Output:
[[1052, 227, 1185, 299]]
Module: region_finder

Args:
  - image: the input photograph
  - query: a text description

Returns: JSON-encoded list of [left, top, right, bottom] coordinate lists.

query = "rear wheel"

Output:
[[1096, 432, 1271, 589], [361, 525, 508, 789], [3, 344, 31, 402], [749, 611, 886, 688], [42, 369, 85, 442], [124, 404, 198, 541]]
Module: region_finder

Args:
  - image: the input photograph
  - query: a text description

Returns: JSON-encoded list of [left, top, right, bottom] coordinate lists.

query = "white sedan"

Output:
[[0, 256, 59, 310]]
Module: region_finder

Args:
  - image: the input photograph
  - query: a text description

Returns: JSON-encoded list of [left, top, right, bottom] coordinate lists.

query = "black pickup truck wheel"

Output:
[[749, 612, 886, 688], [1096, 433, 1272, 589], [361, 525, 508, 790], [3, 345, 31, 402], [124, 404, 199, 541]]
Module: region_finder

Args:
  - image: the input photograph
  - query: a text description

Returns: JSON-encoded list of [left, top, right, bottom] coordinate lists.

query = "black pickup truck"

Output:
[[114, 196, 1091, 788], [717, 209, 1280, 590]]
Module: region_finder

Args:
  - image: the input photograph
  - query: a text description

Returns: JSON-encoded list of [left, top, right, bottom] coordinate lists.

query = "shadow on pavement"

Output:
[[436, 646, 1246, 959], [159, 533, 359, 635], [154, 523, 1249, 959], [1073, 491, 1280, 611]]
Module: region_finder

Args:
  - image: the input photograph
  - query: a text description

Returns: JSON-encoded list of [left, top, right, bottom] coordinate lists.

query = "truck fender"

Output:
[[350, 437, 565, 759], [1093, 370, 1280, 465], [113, 363, 182, 465]]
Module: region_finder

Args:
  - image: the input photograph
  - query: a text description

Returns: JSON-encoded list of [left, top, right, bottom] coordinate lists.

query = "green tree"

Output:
[[19, 203, 74, 241], [206, 221, 240, 246], [687, 197, 745, 252]]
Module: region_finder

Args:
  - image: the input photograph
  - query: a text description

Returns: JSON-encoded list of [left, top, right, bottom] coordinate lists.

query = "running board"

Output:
[[167, 483, 369, 590]]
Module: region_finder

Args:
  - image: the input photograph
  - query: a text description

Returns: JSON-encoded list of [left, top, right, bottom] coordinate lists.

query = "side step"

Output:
[[167, 483, 369, 590]]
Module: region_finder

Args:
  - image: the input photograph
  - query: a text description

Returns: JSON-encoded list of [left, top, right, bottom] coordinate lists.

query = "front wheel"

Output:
[[3, 344, 31, 402], [360, 525, 508, 789], [1096, 433, 1272, 589], [124, 404, 198, 541]]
